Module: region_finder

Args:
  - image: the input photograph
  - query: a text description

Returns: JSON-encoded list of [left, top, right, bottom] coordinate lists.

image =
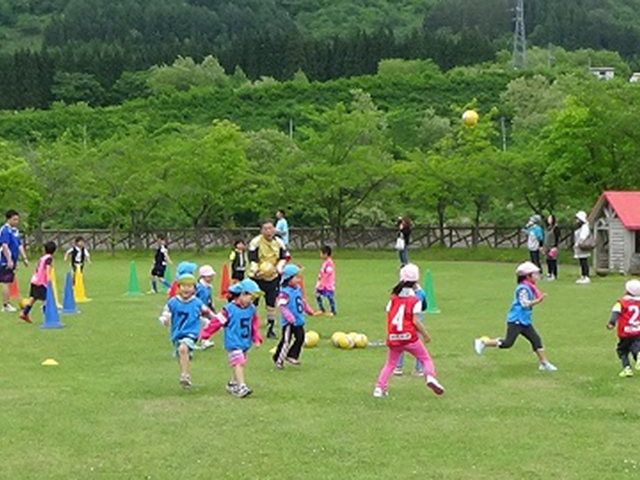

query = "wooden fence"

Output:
[[28, 227, 576, 251]]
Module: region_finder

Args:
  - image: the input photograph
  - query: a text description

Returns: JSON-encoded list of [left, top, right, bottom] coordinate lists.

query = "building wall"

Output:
[[608, 218, 627, 273]]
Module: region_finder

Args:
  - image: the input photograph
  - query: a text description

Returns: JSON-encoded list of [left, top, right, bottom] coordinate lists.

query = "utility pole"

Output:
[[513, 0, 526, 69]]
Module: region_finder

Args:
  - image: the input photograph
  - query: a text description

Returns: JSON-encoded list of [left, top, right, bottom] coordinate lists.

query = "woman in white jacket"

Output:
[[573, 211, 591, 284]]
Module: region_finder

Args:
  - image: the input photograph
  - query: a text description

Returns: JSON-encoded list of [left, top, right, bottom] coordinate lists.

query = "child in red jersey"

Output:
[[373, 263, 444, 398], [606, 279, 640, 377]]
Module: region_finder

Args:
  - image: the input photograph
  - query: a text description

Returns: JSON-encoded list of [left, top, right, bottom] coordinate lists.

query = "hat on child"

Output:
[[281, 264, 301, 284], [575, 211, 588, 223], [199, 265, 215, 277], [516, 261, 541, 276], [229, 279, 262, 295], [176, 262, 198, 279], [399, 263, 420, 283], [625, 279, 640, 297], [177, 273, 196, 285], [529, 214, 542, 224]]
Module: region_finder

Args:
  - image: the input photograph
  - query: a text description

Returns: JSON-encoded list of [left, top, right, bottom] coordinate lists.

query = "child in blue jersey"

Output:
[[273, 264, 315, 369], [394, 284, 428, 376], [159, 273, 215, 389], [200, 279, 263, 398], [473, 262, 558, 371]]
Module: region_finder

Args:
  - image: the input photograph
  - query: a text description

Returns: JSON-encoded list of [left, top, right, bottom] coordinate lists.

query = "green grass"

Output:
[[1, 251, 639, 479]]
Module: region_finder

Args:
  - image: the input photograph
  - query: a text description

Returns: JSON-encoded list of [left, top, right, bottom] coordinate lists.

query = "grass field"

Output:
[[1, 250, 639, 479]]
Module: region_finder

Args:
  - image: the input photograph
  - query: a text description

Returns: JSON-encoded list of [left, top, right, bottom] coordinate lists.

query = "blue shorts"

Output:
[[173, 337, 197, 359]]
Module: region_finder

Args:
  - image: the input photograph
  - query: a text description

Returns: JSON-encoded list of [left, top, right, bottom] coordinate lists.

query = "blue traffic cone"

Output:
[[41, 281, 65, 329], [61, 272, 79, 314]]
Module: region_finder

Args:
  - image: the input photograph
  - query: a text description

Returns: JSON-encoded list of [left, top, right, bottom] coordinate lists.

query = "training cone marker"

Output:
[[73, 265, 90, 302], [41, 358, 59, 366], [61, 272, 79, 314], [41, 281, 65, 329], [126, 261, 142, 296], [218, 263, 230, 299], [10, 275, 20, 300], [425, 269, 441, 314], [50, 266, 62, 309]]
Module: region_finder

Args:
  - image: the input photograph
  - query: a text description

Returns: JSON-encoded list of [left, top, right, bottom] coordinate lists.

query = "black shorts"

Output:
[[254, 277, 280, 308], [0, 266, 15, 284], [499, 323, 543, 351], [30, 284, 47, 301], [151, 265, 166, 278], [232, 270, 245, 281]]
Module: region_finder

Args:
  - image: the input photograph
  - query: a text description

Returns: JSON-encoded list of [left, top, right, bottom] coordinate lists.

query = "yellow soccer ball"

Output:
[[259, 262, 275, 276], [338, 335, 354, 350], [462, 109, 479, 126], [331, 331, 346, 347], [305, 330, 320, 348], [354, 334, 368, 348], [19, 298, 30, 309], [347, 332, 359, 343]]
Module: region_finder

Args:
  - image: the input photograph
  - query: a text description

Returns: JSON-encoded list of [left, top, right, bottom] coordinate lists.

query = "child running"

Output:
[[200, 279, 263, 398], [229, 240, 247, 283], [158, 273, 215, 389], [473, 261, 558, 371], [394, 283, 427, 376], [373, 264, 444, 398], [314, 245, 337, 317], [19, 241, 56, 324], [273, 264, 315, 369], [149, 235, 172, 294], [63, 236, 91, 278], [606, 279, 640, 377]]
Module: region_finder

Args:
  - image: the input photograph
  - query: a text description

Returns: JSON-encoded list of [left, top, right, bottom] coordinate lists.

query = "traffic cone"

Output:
[[41, 281, 65, 329], [218, 263, 230, 299], [61, 272, 78, 314], [73, 265, 90, 302], [10, 275, 19, 300], [424, 269, 441, 314], [126, 261, 142, 296], [50, 266, 62, 309], [162, 264, 172, 292]]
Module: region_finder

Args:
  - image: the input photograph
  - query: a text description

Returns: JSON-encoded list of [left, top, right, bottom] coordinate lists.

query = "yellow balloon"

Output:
[[462, 110, 479, 126]]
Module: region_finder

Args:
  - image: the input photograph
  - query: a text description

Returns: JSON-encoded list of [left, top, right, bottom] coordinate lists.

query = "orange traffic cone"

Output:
[[218, 263, 230, 299], [9, 275, 19, 300]]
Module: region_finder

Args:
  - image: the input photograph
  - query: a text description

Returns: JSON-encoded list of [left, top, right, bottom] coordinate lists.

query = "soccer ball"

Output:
[[347, 332, 359, 343], [354, 334, 368, 348], [337, 335, 354, 349], [462, 110, 479, 126], [305, 330, 320, 348], [19, 298, 30, 309], [258, 262, 275, 276], [331, 331, 346, 347]]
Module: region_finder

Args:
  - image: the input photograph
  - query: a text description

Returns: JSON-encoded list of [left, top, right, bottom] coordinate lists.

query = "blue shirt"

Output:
[[196, 282, 213, 309], [279, 285, 306, 327], [416, 287, 427, 321], [166, 296, 205, 343], [222, 301, 257, 351], [507, 284, 534, 326], [275, 218, 289, 246], [0, 224, 21, 267]]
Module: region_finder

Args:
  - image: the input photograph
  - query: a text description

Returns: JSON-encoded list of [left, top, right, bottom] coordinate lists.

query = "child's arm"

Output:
[[414, 314, 431, 343], [63, 248, 71, 262], [251, 312, 263, 346], [277, 293, 295, 324], [607, 303, 622, 329], [200, 310, 227, 340], [86, 249, 92, 265], [519, 288, 546, 308], [158, 304, 171, 326], [301, 298, 315, 316], [164, 251, 173, 265]]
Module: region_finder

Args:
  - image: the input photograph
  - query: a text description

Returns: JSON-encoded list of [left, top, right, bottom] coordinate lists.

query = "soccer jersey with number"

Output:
[[164, 296, 207, 343], [219, 302, 258, 351], [278, 285, 306, 327], [614, 297, 640, 338], [385, 291, 422, 346]]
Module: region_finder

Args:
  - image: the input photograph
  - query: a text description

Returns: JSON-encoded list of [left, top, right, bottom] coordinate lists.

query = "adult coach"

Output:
[[0, 209, 29, 312], [248, 220, 287, 339]]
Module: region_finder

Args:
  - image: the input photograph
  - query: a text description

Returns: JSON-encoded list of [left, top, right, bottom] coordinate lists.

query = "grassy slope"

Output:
[[0, 251, 638, 479]]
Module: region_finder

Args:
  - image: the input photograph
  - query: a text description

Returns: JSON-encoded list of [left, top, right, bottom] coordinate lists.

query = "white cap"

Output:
[[626, 279, 640, 297], [199, 265, 215, 277], [399, 263, 420, 282], [576, 211, 588, 223], [516, 261, 541, 276]]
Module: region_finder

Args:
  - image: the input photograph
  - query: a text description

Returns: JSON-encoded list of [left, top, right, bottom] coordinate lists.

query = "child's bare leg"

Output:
[[535, 348, 549, 364], [178, 343, 190, 377], [484, 338, 501, 347], [233, 364, 245, 385]]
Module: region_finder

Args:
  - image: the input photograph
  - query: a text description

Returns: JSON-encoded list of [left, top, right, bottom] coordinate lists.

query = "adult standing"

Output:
[[0, 209, 29, 312], [523, 215, 544, 272], [275, 209, 289, 247], [573, 211, 592, 284], [248, 220, 287, 339], [543, 214, 560, 281], [396, 216, 412, 266]]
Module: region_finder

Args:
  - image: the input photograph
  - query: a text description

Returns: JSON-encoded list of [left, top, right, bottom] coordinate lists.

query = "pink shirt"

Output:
[[316, 258, 335, 291], [31, 253, 53, 286]]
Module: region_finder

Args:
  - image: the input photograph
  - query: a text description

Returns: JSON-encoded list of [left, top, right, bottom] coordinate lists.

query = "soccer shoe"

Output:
[[538, 362, 558, 371], [313, 311, 324, 317], [619, 367, 633, 378], [146, 290, 157, 294], [2, 304, 17, 312], [324, 312, 334, 317], [286, 357, 301, 366], [426, 375, 445, 395], [225, 381, 238, 394], [274, 360, 284, 370], [393, 367, 403, 376], [179, 374, 192, 389], [18, 312, 32, 324], [235, 384, 253, 398], [201, 339, 215, 350], [266, 330, 277, 339], [576, 277, 591, 285], [373, 387, 388, 398], [474, 338, 485, 356], [412, 369, 424, 377]]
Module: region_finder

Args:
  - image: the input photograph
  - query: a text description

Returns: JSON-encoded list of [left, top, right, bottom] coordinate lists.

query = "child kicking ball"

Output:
[[606, 279, 640, 377], [474, 261, 557, 371]]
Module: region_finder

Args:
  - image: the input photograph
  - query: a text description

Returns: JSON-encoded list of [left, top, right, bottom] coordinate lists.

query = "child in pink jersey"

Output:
[[314, 245, 336, 317], [373, 264, 444, 398], [19, 241, 56, 324]]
